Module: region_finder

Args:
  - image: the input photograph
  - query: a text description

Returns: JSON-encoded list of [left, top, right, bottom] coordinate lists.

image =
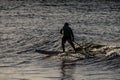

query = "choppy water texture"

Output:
[[0, 0, 120, 80]]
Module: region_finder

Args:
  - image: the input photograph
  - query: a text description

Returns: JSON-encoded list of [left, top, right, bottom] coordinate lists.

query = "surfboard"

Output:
[[58, 52, 85, 61], [35, 49, 85, 61]]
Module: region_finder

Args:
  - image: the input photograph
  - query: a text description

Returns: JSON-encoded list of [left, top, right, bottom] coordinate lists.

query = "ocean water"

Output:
[[0, 0, 120, 80]]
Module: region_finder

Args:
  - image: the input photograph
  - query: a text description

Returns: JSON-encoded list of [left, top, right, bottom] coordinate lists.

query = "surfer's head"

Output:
[[64, 22, 69, 27]]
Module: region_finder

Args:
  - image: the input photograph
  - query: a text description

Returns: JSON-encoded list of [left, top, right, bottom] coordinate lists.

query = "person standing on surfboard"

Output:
[[60, 22, 76, 52]]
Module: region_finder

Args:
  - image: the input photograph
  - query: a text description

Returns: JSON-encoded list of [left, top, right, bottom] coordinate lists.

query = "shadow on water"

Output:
[[60, 60, 76, 80], [35, 49, 61, 55], [35, 49, 61, 59]]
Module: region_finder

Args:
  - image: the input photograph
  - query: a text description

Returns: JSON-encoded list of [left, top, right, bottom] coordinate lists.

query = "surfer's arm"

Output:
[[71, 30, 74, 41], [60, 28, 63, 34]]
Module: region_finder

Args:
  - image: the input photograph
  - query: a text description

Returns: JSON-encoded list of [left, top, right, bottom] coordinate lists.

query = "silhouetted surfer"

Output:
[[60, 22, 76, 52]]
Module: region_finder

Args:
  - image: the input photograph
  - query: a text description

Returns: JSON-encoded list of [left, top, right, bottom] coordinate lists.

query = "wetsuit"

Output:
[[60, 24, 76, 52]]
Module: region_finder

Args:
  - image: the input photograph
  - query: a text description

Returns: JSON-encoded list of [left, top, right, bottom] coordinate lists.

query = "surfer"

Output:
[[60, 22, 76, 52]]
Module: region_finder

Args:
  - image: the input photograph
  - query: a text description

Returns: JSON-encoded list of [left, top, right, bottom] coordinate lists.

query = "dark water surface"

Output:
[[0, 0, 120, 80]]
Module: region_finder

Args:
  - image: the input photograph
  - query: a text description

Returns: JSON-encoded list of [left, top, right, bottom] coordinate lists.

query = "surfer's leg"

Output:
[[68, 39, 76, 52], [62, 37, 66, 52]]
